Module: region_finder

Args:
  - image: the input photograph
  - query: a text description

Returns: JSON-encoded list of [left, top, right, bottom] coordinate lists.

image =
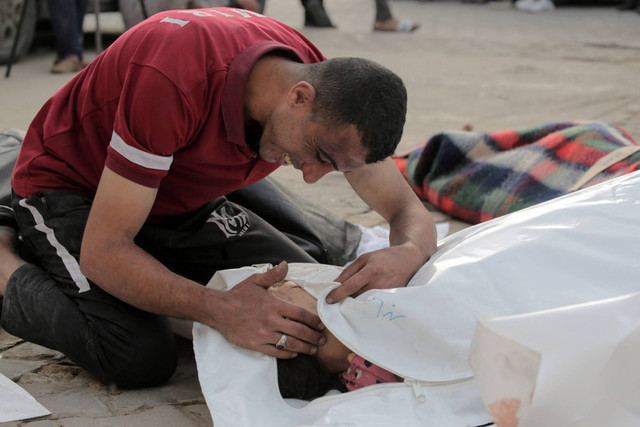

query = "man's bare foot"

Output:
[[0, 225, 26, 295], [373, 18, 420, 32]]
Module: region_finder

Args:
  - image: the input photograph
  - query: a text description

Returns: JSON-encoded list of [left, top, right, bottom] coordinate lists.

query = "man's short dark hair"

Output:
[[301, 57, 408, 163]]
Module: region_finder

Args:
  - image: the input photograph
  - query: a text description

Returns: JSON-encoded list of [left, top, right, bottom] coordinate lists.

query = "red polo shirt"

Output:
[[12, 8, 325, 220]]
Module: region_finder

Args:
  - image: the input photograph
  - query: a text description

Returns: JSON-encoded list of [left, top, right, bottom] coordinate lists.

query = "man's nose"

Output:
[[300, 163, 332, 184]]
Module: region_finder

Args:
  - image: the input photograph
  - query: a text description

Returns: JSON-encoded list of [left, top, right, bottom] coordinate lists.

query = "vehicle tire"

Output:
[[0, 0, 37, 65]]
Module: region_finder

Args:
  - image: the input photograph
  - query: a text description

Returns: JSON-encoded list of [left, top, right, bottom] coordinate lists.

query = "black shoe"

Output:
[[617, 0, 639, 10], [0, 206, 18, 231], [304, 0, 335, 27]]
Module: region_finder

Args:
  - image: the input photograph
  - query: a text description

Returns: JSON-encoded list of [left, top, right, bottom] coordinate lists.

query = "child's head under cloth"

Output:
[[268, 280, 402, 400], [268, 280, 349, 399], [268, 280, 351, 374]]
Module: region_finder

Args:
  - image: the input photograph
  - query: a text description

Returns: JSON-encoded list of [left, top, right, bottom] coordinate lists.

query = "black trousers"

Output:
[[1, 178, 361, 389]]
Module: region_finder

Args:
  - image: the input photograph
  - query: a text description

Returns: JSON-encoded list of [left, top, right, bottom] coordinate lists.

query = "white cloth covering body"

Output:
[[194, 170, 640, 427]]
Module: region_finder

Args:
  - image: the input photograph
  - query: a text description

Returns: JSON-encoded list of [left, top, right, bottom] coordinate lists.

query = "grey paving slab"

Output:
[[0, 358, 48, 381], [109, 369, 204, 413], [0, 330, 22, 351], [180, 404, 214, 427], [35, 389, 112, 419], [57, 406, 200, 427], [16, 421, 56, 427], [17, 363, 91, 397], [1, 342, 64, 361]]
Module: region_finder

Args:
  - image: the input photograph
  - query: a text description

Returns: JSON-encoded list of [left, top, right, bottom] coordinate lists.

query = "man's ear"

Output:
[[287, 81, 316, 108]]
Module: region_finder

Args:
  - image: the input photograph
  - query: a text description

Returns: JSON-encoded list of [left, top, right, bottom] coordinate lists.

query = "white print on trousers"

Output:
[[206, 206, 250, 238], [18, 199, 91, 293]]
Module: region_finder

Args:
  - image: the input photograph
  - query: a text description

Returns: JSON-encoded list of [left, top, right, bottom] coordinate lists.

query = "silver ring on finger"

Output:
[[275, 333, 288, 350]]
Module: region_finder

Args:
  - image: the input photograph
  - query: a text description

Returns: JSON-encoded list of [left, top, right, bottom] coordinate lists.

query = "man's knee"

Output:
[[93, 317, 178, 389]]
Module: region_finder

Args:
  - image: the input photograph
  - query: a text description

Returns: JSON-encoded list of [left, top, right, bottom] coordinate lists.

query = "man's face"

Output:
[[258, 109, 368, 184]]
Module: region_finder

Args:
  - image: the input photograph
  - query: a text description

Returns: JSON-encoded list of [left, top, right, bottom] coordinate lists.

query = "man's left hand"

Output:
[[325, 243, 424, 303], [330, 158, 437, 303]]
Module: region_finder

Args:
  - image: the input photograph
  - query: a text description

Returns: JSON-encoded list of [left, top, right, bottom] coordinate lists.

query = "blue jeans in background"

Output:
[[46, 0, 88, 59]]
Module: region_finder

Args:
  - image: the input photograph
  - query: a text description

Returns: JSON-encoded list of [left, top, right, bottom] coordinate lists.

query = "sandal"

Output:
[[374, 19, 420, 33]]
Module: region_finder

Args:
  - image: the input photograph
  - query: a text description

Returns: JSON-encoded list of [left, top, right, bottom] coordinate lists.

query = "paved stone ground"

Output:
[[1, 0, 639, 425]]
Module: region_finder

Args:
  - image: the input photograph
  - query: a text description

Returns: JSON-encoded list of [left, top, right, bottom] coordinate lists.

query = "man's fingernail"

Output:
[[289, 352, 298, 358], [326, 297, 334, 304], [319, 336, 327, 345], [309, 347, 317, 355]]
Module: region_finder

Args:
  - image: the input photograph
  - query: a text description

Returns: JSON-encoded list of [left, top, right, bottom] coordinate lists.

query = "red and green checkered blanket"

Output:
[[393, 121, 640, 224]]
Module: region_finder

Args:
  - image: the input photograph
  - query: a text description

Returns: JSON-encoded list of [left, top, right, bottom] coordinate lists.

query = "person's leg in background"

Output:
[[228, 0, 266, 13], [373, 0, 419, 32], [46, 0, 89, 73], [300, 0, 418, 32], [616, 0, 639, 12], [375, 0, 393, 22], [300, 0, 334, 27], [119, 1, 266, 32]]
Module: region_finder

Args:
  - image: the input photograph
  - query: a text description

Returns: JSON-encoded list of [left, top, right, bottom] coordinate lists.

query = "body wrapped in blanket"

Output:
[[393, 121, 640, 223]]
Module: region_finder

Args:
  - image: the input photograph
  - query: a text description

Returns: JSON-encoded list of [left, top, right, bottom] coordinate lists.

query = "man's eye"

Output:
[[315, 152, 328, 164]]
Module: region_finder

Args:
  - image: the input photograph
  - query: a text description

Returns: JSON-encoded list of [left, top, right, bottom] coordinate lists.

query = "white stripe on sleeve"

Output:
[[110, 131, 173, 171]]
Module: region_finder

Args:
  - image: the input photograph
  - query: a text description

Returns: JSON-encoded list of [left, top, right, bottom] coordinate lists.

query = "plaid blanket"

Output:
[[393, 121, 640, 224]]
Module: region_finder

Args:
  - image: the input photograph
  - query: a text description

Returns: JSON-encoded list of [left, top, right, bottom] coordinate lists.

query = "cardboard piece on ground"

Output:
[[0, 372, 50, 423]]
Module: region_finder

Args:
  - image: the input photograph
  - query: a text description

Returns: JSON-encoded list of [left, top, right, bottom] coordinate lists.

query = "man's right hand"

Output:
[[208, 262, 326, 358]]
